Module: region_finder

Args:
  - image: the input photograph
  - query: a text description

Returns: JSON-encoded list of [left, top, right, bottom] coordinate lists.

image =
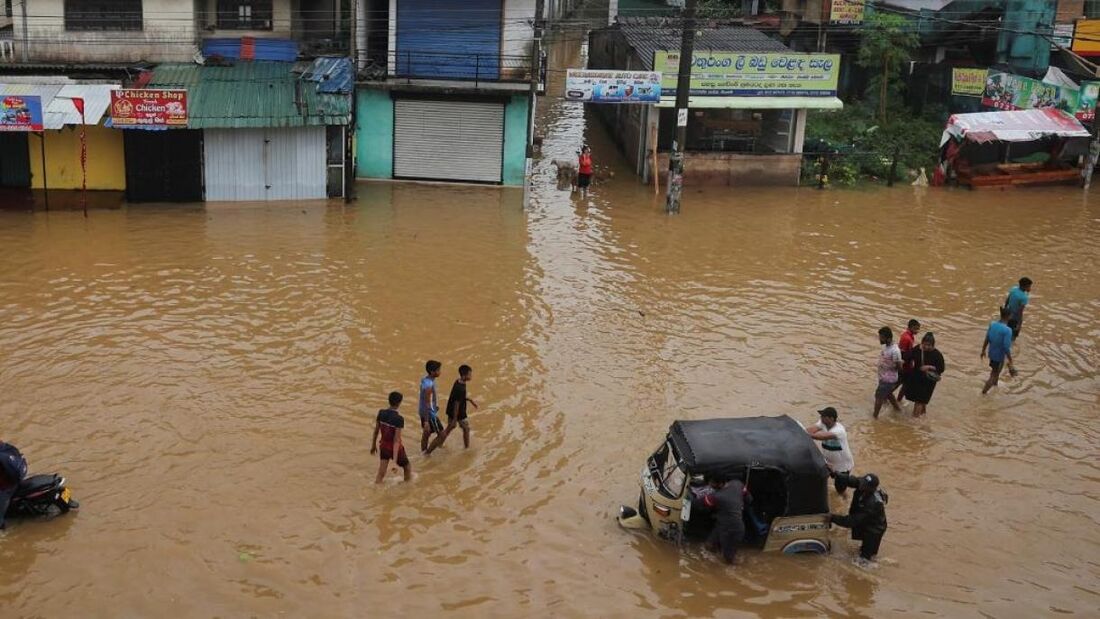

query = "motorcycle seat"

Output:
[[17, 474, 59, 494]]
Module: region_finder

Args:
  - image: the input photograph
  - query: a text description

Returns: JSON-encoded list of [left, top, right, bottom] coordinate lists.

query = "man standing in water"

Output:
[[577, 145, 593, 198], [807, 407, 854, 496], [426, 364, 478, 454], [419, 360, 444, 452], [981, 308, 1016, 394], [895, 319, 920, 401], [371, 392, 412, 483], [1004, 277, 1032, 341], [702, 474, 745, 565], [874, 327, 903, 419], [830, 472, 888, 566]]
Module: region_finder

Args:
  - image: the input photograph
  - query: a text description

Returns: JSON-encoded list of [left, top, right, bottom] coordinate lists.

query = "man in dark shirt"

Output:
[[831, 471, 889, 564], [426, 364, 479, 454], [371, 392, 411, 483], [702, 473, 746, 564], [0, 441, 29, 529]]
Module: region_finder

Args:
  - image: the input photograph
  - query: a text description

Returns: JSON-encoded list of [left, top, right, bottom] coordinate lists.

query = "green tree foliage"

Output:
[[856, 13, 919, 123]]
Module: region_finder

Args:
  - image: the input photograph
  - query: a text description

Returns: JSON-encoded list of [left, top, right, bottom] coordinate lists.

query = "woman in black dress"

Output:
[[904, 332, 945, 417]]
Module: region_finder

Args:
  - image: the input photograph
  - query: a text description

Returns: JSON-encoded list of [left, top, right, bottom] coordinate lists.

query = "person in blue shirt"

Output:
[[1003, 277, 1032, 341], [418, 360, 444, 452], [981, 307, 1016, 394]]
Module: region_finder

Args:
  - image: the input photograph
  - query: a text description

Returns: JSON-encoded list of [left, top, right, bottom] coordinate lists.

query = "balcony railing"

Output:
[[362, 50, 533, 86]]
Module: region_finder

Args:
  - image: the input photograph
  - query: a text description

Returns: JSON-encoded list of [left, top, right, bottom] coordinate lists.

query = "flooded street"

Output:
[[3, 36, 1100, 619]]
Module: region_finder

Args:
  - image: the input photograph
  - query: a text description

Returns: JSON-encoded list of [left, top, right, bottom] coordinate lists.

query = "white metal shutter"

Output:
[[394, 99, 504, 183], [204, 127, 326, 201]]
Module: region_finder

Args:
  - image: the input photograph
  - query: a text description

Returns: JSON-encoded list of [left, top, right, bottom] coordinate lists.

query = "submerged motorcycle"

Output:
[[6, 473, 80, 520]]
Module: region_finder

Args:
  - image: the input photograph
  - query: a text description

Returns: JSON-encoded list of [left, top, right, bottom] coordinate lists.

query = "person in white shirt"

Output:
[[874, 326, 903, 419], [807, 407, 855, 496]]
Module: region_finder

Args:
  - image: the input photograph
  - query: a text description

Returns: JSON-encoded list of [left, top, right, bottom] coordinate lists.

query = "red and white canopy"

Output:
[[940, 109, 1091, 146]]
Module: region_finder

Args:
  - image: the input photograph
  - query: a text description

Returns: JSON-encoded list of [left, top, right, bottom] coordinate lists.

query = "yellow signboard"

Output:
[[654, 51, 841, 97], [1071, 18, 1100, 56], [830, 0, 864, 25], [951, 68, 987, 97]]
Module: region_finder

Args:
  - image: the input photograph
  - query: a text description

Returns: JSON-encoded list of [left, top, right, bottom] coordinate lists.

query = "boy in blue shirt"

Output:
[[419, 360, 444, 452], [1003, 277, 1032, 341], [981, 308, 1016, 394]]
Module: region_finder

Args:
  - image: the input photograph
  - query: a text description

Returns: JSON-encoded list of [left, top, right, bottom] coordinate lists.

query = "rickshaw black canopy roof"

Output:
[[669, 415, 829, 515]]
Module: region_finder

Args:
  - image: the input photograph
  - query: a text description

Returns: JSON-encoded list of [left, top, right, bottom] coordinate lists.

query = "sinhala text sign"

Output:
[[565, 70, 662, 103], [0, 95, 44, 131], [111, 89, 188, 128], [951, 68, 987, 97], [830, 0, 864, 25], [654, 51, 840, 97]]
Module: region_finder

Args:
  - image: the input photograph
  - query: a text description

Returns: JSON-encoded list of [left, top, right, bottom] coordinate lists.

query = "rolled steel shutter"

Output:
[[394, 99, 504, 183]]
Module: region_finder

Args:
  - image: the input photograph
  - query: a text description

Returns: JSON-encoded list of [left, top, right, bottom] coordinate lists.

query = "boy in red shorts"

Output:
[[371, 391, 412, 483]]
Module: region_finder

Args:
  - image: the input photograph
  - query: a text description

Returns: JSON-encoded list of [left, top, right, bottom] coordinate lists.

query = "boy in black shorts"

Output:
[[371, 392, 411, 483], [426, 365, 478, 453]]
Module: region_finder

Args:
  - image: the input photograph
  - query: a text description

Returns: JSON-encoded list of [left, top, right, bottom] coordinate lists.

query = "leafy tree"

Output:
[[857, 12, 919, 123]]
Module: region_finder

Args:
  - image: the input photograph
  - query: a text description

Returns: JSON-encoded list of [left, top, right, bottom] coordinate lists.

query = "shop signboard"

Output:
[[654, 51, 840, 97], [1052, 23, 1074, 49], [982, 71, 1079, 114], [110, 89, 188, 128], [564, 70, 662, 103], [830, 0, 864, 25], [1071, 18, 1100, 56], [951, 68, 987, 97], [0, 95, 44, 131]]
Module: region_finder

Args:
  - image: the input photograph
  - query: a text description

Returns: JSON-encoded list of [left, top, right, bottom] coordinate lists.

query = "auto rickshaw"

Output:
[[618, 415, 832, 554]]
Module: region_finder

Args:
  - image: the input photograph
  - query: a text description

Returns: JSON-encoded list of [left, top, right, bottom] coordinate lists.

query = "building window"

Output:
[[64, 0, 143, 31], [217, 1, 274, 30]]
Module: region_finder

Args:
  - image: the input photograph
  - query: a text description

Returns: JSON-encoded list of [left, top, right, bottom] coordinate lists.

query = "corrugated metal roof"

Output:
[[300, 57, 354, 94], [147, 61, 351, 128], [616, 24, 789, 70], [0, 82, 118, 129]]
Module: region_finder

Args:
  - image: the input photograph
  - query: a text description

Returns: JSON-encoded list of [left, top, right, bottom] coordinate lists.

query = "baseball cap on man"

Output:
[[817, 407, 838, 419]]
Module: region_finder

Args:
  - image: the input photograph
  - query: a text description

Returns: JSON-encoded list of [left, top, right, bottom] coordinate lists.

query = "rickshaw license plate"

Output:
[[60, 488, 72, 503]]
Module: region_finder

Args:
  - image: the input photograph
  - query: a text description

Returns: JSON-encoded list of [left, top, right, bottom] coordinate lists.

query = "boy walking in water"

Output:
[[370, 392, 411, 483], [1004, 277, 1032, 341], [427, 364, 479, 454], [981, 307, 1016, 394], [419, 360, 444, 452], [873, 327, 902, 419]]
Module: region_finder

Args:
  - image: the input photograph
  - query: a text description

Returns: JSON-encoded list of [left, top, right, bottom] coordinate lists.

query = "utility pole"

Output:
[[20, 0, 29, 62], [665, 0, 696, 214], [524, 0, 545, 208]]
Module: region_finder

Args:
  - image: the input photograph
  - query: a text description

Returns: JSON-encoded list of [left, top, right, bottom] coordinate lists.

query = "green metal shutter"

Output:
[[393, 99, 504, 183]]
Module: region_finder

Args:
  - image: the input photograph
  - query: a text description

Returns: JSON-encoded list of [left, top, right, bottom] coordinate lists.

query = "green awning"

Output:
[[656, 96, 843, 110], [147, 61, 351, 129]]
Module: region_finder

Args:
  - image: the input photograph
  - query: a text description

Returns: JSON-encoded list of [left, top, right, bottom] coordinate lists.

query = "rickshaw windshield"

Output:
[[653, 441, 686, 499]]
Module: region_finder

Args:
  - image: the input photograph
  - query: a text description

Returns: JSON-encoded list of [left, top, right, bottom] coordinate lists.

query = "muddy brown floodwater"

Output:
[[3, 37, 1100, 619]]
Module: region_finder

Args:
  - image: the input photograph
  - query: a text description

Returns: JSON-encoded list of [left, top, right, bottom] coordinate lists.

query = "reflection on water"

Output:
[[2, 32, 1100, 619]]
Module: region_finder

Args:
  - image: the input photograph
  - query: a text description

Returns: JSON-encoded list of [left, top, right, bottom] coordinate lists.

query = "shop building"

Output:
[[588, 23, 843, 187], [132, 57, 353, 202], [0, 78, 122, 195], [355, 0, 538, 185]]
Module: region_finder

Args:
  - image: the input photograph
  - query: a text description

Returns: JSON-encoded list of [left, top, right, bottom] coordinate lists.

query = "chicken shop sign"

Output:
[[110, 89, 188, 128]]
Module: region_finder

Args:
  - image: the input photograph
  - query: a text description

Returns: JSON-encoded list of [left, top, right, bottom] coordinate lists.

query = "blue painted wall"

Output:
[[356, 88, 394, 179], [502, 95, 529, 186]]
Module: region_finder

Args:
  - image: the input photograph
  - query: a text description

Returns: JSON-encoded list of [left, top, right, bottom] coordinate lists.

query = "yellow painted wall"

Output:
[[29, 124, 125, 190]]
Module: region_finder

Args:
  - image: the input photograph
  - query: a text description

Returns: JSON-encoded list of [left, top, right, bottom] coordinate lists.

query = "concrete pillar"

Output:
[[608, 0, 618, 25]]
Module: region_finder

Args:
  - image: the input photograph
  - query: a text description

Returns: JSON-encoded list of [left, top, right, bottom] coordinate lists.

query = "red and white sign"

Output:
[[110, 89, 188, 128]]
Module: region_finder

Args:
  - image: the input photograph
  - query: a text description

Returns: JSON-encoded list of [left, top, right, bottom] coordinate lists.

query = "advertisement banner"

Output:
[[951, 68, 987, 97], [564, 70, 661, 103], [0, 95, 44, 132], [1052, 23, 1074, 49], [110, 89, 188, 128], [982, 72, 1079, 114], [654, 51, 840, 97], [1074, 81, 1100, 122], [830, 0, 864, 25]]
